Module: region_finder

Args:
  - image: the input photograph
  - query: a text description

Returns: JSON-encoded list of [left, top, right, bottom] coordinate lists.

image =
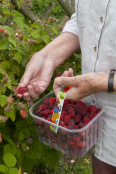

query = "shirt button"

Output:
[[94, 47, 97, 52], [100, 17, 103, 22]]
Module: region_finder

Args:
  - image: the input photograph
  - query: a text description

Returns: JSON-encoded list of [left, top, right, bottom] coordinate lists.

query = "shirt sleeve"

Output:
[[62, 13, 79, 37]]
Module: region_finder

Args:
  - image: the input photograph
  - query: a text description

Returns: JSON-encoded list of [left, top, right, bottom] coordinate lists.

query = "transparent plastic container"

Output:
[[29, 91, 105, 158]]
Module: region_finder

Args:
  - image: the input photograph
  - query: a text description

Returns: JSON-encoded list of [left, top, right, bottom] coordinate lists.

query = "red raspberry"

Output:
[[67, 140, 75, 146], [61, 110, 68, 116], [17, 87, 28, 94], [59, 120, 65, 127], [0, 28, 5, 33], [49, 97, 56, 105], [38, 104, 48, 110], [43, 109, 51, 116], [68, 118, 75, 129], [56, 73, 61, 77], [75, 101, 86, 107], [75, 105, 85, 114], [47, 114, 52, 118], [64, 100, 69, 105], [51, 109, 54, 114], [60, 115, 64, 121], [75, 141, 86, 147], [78, 122, 86, 128], [74, 114, 82, 123], [43, 97, 49, 105], [20, 109, 27, 118], [48, 105, 54, 110], [68, 107, 75, 118], [64, 115, 71, 125], [89, 113, 96, 120], [47, 117, 52, 122], [62, 88, 68, 92], [73, 135, 81, 143], [35, 110, 43, 117], [96, 108, 101, 114], [73, 125, 79, 129], [80, 108, 87, 116], [38, 116, 46, 125], [61, 125, 68, 135], [83, 116, 90, 124], [86, 105, 94, 111], [90, 106, 97, 114], [65, 104, 73, 111]]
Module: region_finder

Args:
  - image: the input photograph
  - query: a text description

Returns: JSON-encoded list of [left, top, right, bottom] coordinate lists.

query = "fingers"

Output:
[[68, 68, 74, 77], [54, 76, 77, 87]]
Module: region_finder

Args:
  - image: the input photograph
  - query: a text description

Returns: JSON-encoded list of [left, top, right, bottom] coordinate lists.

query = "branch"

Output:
[[57, 0, 74, 17], [40, 2, 56, 21], [11, 0, 37, 23]]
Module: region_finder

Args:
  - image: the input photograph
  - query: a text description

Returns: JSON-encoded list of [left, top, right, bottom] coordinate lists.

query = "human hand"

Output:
[[17, 52, 54, 101], [53, 72, 108, 101]]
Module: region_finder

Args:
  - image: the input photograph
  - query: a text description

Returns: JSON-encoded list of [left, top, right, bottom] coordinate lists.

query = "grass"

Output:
[[50, 150, 93, 174]]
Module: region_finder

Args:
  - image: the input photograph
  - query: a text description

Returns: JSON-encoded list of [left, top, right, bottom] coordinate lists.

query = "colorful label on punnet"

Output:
[[50, 86, 72, 133]]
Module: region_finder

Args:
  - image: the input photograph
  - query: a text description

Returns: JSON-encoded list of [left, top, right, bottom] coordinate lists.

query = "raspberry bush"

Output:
[[0, 0, 81, 173]]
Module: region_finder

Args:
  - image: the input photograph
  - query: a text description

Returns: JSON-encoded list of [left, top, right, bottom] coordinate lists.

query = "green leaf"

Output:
[[14, 52, 22, 64], [14, 17, 24, 30], [30, 29, 41, 39], [41, 34, 50, 44], [52, 27, 58, 35], [0, 164, 8, 174], [17, 149, 24, 168], [18, 132, 24, 141], [9, 168, 18, 174], [11, 64, 20, 76], [4, 109, 16, 122], [4, 144, 17, 156], [17, 166, 21, 174], [21, 156, 36, 173], [25, 142, 43, 159], [32, 22, 41, 29], [3, 9, 12, 15], [8, 37, 16, 47], [16, 148, 20, 159], [0, 95, 7, 107], [3, 153, 17, 168], [43, 149, 60, 170], [13, 10, 23, 18], [15, 47, 26, 55], [0, 38, 9, 50]]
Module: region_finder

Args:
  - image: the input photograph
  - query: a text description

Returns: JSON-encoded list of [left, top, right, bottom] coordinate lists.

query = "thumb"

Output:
[[54, 76, 76, 87]]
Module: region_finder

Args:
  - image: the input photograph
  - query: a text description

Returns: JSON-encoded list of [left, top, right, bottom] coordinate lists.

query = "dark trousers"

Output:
[[92, 153, 116, 174]]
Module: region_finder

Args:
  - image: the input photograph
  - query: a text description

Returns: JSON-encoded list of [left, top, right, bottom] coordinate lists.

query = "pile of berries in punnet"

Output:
[[34, 96, 102, 158]]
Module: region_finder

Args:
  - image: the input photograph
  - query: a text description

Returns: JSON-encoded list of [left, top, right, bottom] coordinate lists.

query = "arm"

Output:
[[54, 71, 110, 101]]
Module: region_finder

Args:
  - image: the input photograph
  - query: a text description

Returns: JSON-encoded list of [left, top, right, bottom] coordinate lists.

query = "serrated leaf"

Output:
[[4, 109, 16, 122], [41, 34, 50, 44], [18, 132, 24, 141], [3, 9, 12, 15], [21, 156, 36, 173], [9, 167, 18, 174], [16, 148, 20, 159], [0, 164, 8, 173], [0, 95, 7, 107], [4, 144, 17, 156], [32, 22, 41, 29], [0, 66, 8, 76], [14, 17, 24, 30], [8, 37, 16, 47], [14, 52, 22, 64], [30, 29, 41, 39], [3, 153, 17, 168], [0, 38, 9, 50], [52, 27, 58, 34], [43, 149, 60, 169], [13, 10, 23, 18], [12, 64, 20, 76], [25, 142, 43, 159], [16, 47, 26, 55]]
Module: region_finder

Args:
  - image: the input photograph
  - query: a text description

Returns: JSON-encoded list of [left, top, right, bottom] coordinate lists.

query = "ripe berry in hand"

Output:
[[17, 87, 28, 94]]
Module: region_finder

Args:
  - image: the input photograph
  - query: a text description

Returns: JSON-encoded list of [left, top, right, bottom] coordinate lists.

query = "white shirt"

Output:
[[63, 0, 116, 167]]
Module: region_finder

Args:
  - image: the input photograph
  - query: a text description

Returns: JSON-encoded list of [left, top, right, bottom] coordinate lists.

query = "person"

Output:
[[17, 0, 116, 173]]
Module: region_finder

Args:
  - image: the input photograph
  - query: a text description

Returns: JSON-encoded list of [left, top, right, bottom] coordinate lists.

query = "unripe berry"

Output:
[[48, 16, 54, 24], [20, 109, 27, 119], [4, 106, 12, 112], [18, 29, 23, 34], [18, 34, 23, 41], [0, 27, 5, 33], [14, 33, 18, 38], [9, 53, 14, 58], [3, 30, 10, 37], [7, 96, 14, 104], [28, 39, 38, 45], [19, 103, 25, 110], [0, 116, 9, 122]]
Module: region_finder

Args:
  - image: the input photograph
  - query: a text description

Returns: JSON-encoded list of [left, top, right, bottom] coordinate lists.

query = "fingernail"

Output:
[[55, 77, 60, 84]]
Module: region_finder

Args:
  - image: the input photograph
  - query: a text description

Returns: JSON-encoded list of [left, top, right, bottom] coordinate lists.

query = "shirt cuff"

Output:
[[62, 13, 79, 38]]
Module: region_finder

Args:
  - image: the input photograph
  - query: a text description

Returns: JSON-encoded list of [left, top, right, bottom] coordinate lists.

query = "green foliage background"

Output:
[[0, 0, 81, 173]]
